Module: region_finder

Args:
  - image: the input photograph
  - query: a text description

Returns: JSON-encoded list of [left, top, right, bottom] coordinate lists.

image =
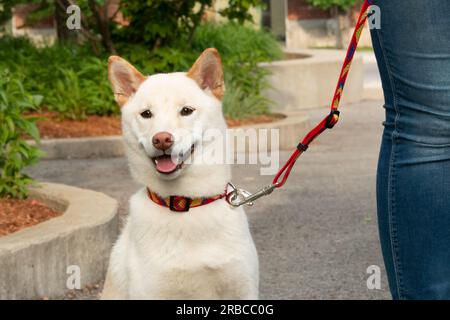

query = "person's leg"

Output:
[[371, 0, 450, 299]]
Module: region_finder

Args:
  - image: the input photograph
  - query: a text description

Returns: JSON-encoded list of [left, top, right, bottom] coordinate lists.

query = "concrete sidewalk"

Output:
[[361, 50, 383, 100], [28, 100, 391, 299]]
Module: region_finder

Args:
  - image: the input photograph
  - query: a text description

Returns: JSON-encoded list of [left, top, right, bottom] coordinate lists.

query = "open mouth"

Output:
[[151, 144, 195, 175]]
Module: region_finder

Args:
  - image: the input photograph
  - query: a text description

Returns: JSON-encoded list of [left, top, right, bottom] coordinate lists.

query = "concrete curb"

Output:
[[260, 49, 364, 112], [0, 183, 119, 299], [35, 113, 310, 160], [235, 112, 309, 152], [35, 136, 125, 160]]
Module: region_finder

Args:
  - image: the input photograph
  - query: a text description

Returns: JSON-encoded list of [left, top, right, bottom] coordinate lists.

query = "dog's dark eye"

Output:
[[180, 106, 195, 116], [140, 110, 152, 119]]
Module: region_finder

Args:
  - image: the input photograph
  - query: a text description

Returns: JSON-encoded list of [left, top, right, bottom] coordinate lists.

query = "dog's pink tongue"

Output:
[[156, 155, 178, 173]]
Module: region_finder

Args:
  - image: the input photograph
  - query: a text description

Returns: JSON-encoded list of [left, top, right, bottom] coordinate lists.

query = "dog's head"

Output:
[[108, 48, 229, 195]]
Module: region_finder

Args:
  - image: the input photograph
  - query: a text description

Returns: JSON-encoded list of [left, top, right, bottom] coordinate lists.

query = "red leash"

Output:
[[227, 0, 372, 207]]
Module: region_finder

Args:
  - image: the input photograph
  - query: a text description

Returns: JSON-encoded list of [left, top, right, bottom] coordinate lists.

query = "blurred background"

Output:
[[0, 0, 373, 122]]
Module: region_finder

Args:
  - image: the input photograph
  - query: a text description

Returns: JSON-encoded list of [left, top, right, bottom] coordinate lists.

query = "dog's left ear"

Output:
[[108, 56, 146, 107], [187, 48, 224, 100]]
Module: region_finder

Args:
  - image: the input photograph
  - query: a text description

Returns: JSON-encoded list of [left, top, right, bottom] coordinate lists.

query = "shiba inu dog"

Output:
[[101, 48, 259, 299]]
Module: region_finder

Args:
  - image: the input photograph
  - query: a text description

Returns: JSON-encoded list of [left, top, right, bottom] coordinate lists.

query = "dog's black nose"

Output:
[[152, 132, 174, 151]]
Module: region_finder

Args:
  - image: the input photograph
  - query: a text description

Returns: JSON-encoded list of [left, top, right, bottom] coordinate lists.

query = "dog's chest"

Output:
[[120, 191, 257, 299], [126, 230, 248, 299], [129, 250, 240, 299]]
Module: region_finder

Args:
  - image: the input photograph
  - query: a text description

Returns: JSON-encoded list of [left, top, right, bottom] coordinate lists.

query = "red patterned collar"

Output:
[[146, 188, 227, 212]]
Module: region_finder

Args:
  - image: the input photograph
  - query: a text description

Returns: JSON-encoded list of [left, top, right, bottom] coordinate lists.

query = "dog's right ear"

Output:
[[108, 56, 146, 107]]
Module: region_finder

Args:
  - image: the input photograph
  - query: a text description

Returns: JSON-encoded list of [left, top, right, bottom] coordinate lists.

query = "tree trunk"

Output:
[[330, 6, 348, 50], [88, 0, 116, 54], [188, 3, 206, 46], [54, 0, 76, 43]]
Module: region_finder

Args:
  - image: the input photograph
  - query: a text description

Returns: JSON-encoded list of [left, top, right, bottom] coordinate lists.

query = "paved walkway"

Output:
[[362, 50, 381, 88], [28, 100, 391, 299]]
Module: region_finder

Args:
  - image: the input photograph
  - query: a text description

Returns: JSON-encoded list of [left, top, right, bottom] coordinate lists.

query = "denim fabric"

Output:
[[370, 0, 450, 299]]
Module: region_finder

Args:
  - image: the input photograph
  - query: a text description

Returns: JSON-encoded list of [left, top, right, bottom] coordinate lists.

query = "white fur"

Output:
[[102, 72, 259, 299]]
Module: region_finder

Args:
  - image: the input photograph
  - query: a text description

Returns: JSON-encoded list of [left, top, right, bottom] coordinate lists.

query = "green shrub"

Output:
[[47, 61, 116, 120], [0, 74, 43, 199], [113, 0, 263, 51], [117, 44, 197, 76], [192, 22, 282, 62], [47, 68, 88, 120], [0, 22, 282, 120], [0, 36, 116, 120], [192, 23, 282, 118], [222, 84, 272, 119], [306, 0, 362, 10]]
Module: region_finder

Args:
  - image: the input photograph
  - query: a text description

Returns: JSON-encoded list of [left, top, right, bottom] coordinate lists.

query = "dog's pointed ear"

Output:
[[108, 56, 146, 107], [187, 48, 224, 100]]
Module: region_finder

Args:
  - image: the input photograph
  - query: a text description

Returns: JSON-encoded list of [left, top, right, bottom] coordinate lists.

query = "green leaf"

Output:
[[32, 94, 44, 107], [0, 74, 42, 199]]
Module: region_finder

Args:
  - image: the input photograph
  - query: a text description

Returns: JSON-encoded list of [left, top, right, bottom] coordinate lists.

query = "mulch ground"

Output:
[[0, 198, 62, 237], [27, 112, 285, 139], [226, 113, 285, 127], [29, 112, 122, 139]]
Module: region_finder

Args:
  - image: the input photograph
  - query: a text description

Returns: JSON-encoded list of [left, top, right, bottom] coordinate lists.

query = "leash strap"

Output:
[[272, 0, 372, 188], [227, 0, 373, 207]]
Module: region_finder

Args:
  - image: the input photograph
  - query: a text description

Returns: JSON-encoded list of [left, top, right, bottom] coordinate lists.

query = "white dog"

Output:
[[101, 48, 259, 299]]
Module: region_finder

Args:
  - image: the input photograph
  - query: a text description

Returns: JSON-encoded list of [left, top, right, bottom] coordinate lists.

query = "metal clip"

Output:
[[226, 182, 280, 207]]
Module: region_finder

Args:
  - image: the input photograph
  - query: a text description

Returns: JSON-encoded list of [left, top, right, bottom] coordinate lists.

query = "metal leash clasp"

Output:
[[226, 182, 280, 208]]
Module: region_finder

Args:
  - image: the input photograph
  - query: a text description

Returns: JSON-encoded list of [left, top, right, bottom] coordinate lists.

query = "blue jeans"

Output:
[[370, 1, 450, 299]]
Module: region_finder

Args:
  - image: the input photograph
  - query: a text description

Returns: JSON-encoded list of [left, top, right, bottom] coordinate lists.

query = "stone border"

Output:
[[34, 112, 310, 160], [36, 136, 125, 160], [260, 49, 364, 112], [0, 183, 119, 299], [234, 112, 309, 152]]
